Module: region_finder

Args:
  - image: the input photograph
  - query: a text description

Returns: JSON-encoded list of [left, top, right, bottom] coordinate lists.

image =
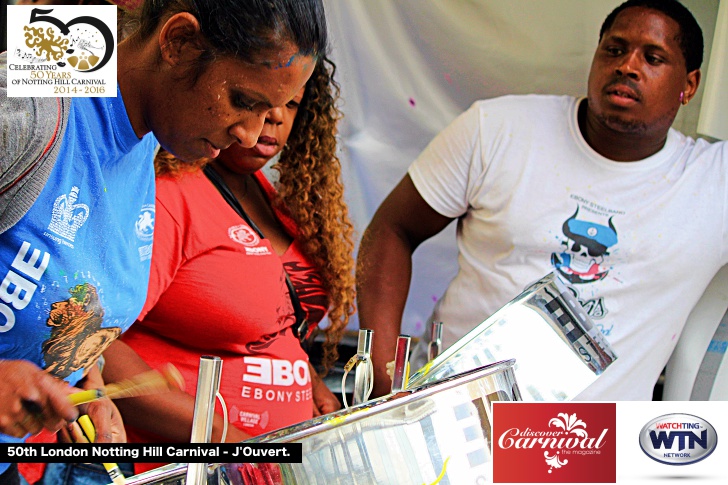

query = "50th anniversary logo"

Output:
[[6, 5, 117, 97]]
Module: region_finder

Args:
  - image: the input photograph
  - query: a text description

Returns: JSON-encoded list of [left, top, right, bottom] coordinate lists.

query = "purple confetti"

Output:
[[409, 97, 416, 107]]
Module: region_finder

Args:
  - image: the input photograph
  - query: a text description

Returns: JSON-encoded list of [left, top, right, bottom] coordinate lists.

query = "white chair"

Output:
[[662, 264, 728, 400]]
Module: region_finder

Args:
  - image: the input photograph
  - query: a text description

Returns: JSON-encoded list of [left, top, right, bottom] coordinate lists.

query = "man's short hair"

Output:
[[599, 0, 704, 73]]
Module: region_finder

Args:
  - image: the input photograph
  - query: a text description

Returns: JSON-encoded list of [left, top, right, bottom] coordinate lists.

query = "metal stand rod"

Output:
[[352, 329, 373, 405], [390, 335, 411, 393], [185, 356, 223, 485], [428, 321, 443, 362]]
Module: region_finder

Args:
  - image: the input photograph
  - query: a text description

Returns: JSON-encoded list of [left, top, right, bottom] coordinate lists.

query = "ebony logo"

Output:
[[639, 413, 718, 465]]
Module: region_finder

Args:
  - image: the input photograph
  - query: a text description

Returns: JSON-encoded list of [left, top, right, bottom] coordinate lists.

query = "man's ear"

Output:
[[158, 12, 202, 67], [683, 69, 701, 104]]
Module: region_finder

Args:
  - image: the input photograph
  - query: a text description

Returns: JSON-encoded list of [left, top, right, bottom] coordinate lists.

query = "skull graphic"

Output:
[[551, 207, 618, 284]]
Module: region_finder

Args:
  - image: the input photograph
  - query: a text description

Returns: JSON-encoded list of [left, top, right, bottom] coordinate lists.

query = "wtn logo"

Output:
[[649, 429, 707, 451], [639, 414, 717, 465]]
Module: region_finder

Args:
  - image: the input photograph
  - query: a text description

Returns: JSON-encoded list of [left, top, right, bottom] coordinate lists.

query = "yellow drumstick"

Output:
[[69, 389, 105, 406], [77, 415, 126, 485], [68, 364, 185, 406]]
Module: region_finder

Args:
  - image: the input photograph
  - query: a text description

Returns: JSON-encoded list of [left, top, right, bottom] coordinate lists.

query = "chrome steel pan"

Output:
[[126, 359, 520, 485], [407, 272, 617, 401]]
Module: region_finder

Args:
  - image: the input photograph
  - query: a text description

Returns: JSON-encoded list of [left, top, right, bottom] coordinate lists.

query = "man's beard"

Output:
[[597, 112, 647, 134]]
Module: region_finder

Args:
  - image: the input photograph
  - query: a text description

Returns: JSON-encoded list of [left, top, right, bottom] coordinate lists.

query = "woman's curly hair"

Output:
[[154, 56, 355, 373], [154, 149, 205, 177], [274, 56, 356, 373]]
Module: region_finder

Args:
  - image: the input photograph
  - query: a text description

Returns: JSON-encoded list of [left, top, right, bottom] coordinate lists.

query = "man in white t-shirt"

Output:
[[357, 0, 728, 400]]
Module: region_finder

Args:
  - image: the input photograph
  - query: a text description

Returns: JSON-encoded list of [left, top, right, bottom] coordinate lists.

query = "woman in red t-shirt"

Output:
[[101, 55, 356, 474]]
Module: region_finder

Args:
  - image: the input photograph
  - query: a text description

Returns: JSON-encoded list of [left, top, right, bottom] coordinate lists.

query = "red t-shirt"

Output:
[[122, 170, 328, 470]]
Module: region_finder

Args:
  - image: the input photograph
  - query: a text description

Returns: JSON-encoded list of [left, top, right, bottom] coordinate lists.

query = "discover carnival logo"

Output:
[[493, 403, 616, 483], [639, 413, 718, 465]]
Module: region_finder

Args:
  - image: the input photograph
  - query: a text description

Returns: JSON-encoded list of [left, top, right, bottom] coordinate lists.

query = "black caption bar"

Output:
[[0, 443, 302, 463]]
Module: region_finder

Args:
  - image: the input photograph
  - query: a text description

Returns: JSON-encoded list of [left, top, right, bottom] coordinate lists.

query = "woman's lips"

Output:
[[252, 136, 280, 158], [204, 139, 221, 158]]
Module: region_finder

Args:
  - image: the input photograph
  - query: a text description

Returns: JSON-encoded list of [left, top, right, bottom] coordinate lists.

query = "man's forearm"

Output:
[[356, 223, 414, 397]]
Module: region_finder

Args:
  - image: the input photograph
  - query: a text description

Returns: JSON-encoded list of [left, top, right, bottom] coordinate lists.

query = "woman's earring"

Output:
[[679, 91, 684, 104]]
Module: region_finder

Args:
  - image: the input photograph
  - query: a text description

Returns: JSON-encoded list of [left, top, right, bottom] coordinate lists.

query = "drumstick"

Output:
[[68, 364, 185, 406], [77, 415, 127, 485]]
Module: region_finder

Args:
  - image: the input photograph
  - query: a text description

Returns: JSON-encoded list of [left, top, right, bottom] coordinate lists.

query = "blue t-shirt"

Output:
[[0, 90, 157, 457]]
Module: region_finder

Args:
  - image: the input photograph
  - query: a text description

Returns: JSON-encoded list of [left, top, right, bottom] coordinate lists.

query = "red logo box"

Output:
[[493, 402, 616, 483]]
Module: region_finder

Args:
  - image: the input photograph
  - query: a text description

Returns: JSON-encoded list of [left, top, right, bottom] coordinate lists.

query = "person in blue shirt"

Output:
[[0, 1, 329, 483]]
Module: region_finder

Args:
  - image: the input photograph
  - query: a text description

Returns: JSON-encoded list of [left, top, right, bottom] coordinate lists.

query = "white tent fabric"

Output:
[[698, 0, 728, 140], [324, 0, 720, 335]]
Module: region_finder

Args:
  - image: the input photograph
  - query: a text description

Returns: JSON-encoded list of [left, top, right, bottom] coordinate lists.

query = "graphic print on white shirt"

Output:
[[550, 196, 625, 325]]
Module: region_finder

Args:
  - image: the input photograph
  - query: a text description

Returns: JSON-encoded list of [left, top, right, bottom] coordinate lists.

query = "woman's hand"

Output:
[[0, 360, 78, 437], [310, 363, 340, 417], [75, 364, 127, 443], [78, 398, 127, 443]]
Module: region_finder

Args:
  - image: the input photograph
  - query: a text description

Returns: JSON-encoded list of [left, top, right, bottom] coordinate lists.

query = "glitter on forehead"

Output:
[[272, 54, 298, 70]]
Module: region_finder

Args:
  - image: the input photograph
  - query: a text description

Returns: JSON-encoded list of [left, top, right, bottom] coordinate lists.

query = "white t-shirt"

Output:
[[409, 94, 728, 400]]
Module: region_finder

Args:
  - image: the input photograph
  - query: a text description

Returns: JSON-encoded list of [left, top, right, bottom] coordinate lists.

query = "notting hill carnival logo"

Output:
[[229, 225, 260, 247], [135, 204, 155, 262], [639, 413, 718, 465], [6, 5, 117, 97], [135, 205, 155, 242], [493, 403, 616, 483], [22, 9, 114, 72]]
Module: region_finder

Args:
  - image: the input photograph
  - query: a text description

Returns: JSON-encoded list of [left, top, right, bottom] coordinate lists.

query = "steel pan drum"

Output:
[[407, 272, 617, 401], [125, 359, 520, 485]]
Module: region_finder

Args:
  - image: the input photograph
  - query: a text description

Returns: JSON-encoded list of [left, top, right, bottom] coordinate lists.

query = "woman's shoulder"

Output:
[[155, 168, 218, 213], [157, 168, 207, 193]]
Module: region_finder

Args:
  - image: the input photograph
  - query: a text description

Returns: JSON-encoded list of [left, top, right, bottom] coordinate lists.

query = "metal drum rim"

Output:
[[248, 358, 517, 443]]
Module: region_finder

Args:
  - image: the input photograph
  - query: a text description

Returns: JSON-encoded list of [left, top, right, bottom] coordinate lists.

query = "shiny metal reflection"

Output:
[[186, 356, 223, 485], [408, 272, 617, 401], [428, 321, 443, 362], [390, 335, 411, 393], [126, 360, 520, 485], [352, 329, 373, 405]]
